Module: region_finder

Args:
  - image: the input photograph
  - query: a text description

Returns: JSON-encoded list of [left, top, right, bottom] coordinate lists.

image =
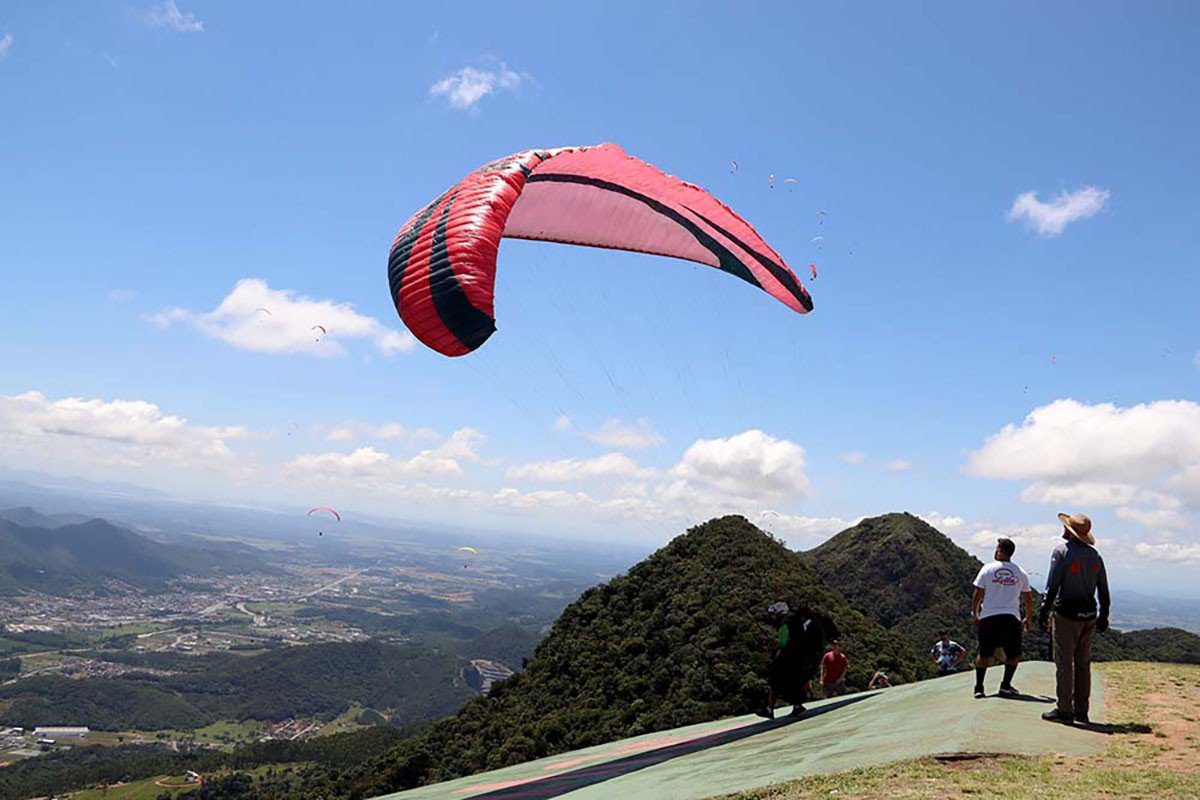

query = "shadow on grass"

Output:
[[472, 694, 874, 799], [1075, 721, 1153, 735], [997, 692, 1055, 703]]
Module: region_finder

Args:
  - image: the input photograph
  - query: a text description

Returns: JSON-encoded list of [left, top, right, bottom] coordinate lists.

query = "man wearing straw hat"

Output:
[[1039, 512, 1111, 724]]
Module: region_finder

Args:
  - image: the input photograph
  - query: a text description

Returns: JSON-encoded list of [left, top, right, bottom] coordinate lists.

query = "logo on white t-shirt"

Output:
[[992, 568, 1019, 587]]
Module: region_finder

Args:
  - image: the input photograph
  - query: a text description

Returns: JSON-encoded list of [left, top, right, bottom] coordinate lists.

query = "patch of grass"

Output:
[[719, 662, 1200, 800]]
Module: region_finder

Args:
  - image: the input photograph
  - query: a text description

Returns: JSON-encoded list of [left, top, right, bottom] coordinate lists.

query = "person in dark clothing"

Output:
[[756, 602, 833, 719], [1039, 512, 1110, 725]]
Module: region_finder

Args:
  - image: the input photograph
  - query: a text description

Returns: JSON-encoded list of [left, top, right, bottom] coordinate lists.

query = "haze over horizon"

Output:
[[2, 2, 1198, 597]]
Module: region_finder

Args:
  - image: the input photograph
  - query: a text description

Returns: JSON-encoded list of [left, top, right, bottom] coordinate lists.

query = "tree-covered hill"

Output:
[[0, 517, 268, 595], [0, 641, 472, 730], [804, 512, 1200, 672], [341, 515, 905, 796]]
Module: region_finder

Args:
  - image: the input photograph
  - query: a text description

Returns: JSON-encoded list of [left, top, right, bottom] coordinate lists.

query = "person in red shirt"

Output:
[[819, 640, 849, 697]]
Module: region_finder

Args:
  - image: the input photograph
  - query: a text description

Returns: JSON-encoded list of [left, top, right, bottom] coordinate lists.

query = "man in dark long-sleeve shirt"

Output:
[[1038, 512, 1110, 724]]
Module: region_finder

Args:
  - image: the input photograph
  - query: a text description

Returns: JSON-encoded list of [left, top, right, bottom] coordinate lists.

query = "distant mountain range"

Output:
[[0, 507, 270, 594]]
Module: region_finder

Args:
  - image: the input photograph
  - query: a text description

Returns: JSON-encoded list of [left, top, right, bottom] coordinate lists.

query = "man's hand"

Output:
[[1021, 616, 1030, 633], [1097, 616, 1109, 634], [1040, 615, 1052, 634]]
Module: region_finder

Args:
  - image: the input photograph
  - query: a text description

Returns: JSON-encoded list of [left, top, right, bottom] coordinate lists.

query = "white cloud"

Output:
[[670, 430, 811, 502], [150, 278, 413, 358], [1019, 481, 1181, 509], [553, 415, 663, 451], [920, 511, 966, 531], [967, 522, 1064, 566], [1007, 186, 1109, 236], [839, 452, 912, 471], [1115, 506, 1188, 530], [0, 390, 246, 470], [1168, 465, 1200, 508], [430, 59, 529, 112], [0, 31, 13, 60], [754, 511, 854, 545], [968, 399, 1200, 484], [1133, 541, 1200, 565], [507, 452, 655, 483], [142, 1, 203, 33], [323, 420, 439, 444], [108, 289, 136, 303], [287, 429, 486, 485]]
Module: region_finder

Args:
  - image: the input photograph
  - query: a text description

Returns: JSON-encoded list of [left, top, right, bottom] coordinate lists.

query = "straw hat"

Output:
[[1057, 512, 1095, 545]]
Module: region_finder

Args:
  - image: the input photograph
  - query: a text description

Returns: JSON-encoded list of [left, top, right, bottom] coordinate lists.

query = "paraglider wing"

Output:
[[307, 506, 341, 522], [730, 160, 739, 173], [387, 144, 813, 356], [456, 546, 479, 555]]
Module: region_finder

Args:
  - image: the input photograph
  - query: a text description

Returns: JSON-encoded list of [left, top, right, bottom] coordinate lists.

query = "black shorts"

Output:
[[978, 614, 1022, 661]]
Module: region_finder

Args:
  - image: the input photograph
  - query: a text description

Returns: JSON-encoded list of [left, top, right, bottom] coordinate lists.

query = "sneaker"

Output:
[[997, 684, 1020, 698], [974, 686, 985, 699], [1042, 709, 1074, 724], [753, 706, 775, 720], [788, 705, 806, 717], [1075, 713, 1090, 724]]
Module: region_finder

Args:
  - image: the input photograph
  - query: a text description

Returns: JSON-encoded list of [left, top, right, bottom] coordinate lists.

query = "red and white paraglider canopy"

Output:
[[387, 143, 813, 357]]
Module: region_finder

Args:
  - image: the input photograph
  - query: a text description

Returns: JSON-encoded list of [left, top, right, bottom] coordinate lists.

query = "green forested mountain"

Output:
[[0, 641, 472, 730], [0, 517, 267, 594], [335, 515, 905, 796], [8, 512, 1199, 800], [805, 512, 1200, 671]]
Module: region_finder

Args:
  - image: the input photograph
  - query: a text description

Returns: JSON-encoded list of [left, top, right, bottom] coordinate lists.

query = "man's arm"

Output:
[[1039, 549, 1065, 629], [1096, 556, 1111, 632], [971, 587, 985, 626], [1021, 591, 1034, 632], [953, 644, 965, 666]]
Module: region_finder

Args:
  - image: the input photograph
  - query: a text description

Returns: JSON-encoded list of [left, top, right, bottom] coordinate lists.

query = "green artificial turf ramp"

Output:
[[379, 661, 1107, 800]]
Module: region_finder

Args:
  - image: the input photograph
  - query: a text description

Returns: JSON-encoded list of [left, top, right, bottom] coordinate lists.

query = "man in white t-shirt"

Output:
[[971, 537, 1033, 699]]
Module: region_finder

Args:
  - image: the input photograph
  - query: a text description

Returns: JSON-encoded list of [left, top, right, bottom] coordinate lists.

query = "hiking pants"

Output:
[[1052, 614, 1095, 716]]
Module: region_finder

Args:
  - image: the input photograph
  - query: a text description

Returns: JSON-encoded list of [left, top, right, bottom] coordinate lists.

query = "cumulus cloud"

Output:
[[920, 511, 966, 531], [966, 522, 1065, 566], [840, 452, 912, 471], [1115, 506, 1188, 530], [754, 511, 854, 544], [553, 415, 663, 451], [287, 428, 487, 485], [1133, 541, 1200, 565], [1019, 481, 1181, 509], [142, 1, 203, 33], [968, 399, 1200, 485], [323, 420, 439, 444], [507, 453, 655, 483], [0, 390, 246, 470], [149, 279, 413, 358], [670, 430, 811, 502], [0, 31, 13, 60], [1007, 186, 1109, 236], [430, 59, 529, 111]]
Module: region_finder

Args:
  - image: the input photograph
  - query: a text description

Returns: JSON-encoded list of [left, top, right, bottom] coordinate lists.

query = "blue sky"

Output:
[[2, 2, 1198, 594]]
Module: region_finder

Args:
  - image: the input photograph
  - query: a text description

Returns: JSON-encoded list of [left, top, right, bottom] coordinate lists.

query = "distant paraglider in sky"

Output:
[[811, 236, 824, 249], [768, 173, 775, 189], [456, 546, 479, 555], [307, 506, 341, 522], [387, 143, 812, 357], [730, 160, 739, 173], [809, 263, 818, 281], [255, 307, 272, 319], [311, 324, 326, 342]]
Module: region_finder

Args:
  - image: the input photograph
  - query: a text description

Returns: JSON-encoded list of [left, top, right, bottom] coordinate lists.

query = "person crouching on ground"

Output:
[[971, 537, 1033, 699], [1039, 512, 1110, 725], [930, 630, 966, 676], [819, 640, 848, 697]]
